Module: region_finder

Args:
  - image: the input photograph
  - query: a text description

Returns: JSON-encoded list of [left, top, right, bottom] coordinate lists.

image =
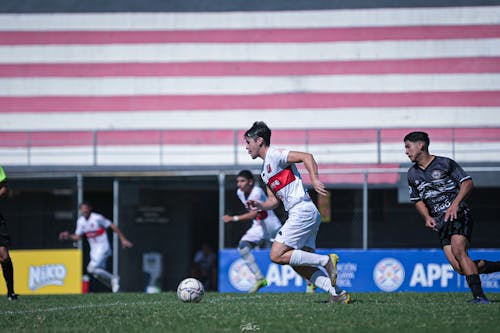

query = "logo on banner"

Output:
[[29, 264, 67, 291], [228, 259, 256, 291], [373, 258, 405, 292]]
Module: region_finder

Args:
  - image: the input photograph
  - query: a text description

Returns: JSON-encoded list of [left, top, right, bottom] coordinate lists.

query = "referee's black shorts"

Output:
[[0, 213, 11, 248]]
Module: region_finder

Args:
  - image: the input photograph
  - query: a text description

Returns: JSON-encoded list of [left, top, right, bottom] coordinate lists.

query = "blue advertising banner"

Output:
[[218, 249, 500, 293]]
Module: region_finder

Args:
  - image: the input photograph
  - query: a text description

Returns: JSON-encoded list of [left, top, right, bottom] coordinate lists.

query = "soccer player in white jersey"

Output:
[[59, 201, 133, 292], [244, 121, 351, 303], [223, 169, 282, 293]]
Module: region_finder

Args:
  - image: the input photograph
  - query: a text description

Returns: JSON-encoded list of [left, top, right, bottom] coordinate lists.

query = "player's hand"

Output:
[[222, 215, 233, 223], [425, 218, 437, 231], [246, 200, 262, 211], [312, 179, 328, 196], [444, 204, 459, 222], [58, 231, 69, 241], [121, 238, 133, 249]]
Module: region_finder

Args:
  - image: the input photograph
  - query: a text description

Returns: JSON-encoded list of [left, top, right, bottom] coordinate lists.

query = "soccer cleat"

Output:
[[325, 253, 339, 286], [249, 278, 268, 293], [7, 293, 18, 301], [328, 290, 351, 304], [111, 276, 120, 293], [306, 283, 317, 294], [470, 296, 490, 304]]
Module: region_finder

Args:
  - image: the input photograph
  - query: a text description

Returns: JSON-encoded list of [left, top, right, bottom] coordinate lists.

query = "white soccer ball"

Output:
[[177, 278, 205, 303]]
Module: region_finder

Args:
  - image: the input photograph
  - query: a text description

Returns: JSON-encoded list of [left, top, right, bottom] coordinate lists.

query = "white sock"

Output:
[[92, 267, 113, 288], [289, 250, 329, 266], [239, 246, 264, 280], [310, 270, 338, 295]]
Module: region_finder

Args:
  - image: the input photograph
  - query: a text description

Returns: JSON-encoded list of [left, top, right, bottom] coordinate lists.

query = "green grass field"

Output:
[[0, 292, 498, 333]]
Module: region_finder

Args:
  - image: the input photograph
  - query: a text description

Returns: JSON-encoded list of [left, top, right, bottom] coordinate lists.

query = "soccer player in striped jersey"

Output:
[[59, 201, 133, 292], [223, 169, 283, 293], [405, 131, 500, 304], [244, 121, 350, 303]]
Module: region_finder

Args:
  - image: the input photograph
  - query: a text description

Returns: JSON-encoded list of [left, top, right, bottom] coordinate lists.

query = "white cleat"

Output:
[[328, 290, 351, 304]]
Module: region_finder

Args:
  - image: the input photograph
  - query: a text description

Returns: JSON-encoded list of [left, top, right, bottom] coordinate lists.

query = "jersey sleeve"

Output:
[[448, 158, 471, 184], [278, 148, 290, 166], [74, 219, 84, 236], [96, 214, 112, 228], [407, 170, 421, 203], [0, 166, 6, 183]]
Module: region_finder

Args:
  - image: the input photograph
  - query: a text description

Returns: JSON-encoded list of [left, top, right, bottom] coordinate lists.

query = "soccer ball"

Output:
[[177, 278, 205, 303]]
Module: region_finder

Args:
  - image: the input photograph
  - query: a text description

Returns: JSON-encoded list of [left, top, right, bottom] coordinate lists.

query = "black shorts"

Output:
[[437, 210, 473, 247], [0, 213, 11, 248]]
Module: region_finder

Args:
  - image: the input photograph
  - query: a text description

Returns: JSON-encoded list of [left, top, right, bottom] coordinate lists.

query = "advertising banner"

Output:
[[0, 249, 83, 295], [218, 249, 500, 293]]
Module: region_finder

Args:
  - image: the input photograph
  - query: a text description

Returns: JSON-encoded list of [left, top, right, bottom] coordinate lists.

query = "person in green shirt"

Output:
[[0, 166, 17, 300]]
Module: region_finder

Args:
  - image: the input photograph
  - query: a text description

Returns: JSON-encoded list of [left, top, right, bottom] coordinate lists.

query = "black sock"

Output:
[[466, 274, 486, 299], [1, 259, 14, 295], [474, 259, 500, 274]]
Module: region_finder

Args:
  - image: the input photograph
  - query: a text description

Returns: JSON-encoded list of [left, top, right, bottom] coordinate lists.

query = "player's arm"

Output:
[[0, 182, 7, 198], [287, 151, 328, 196], [247, 186, 279, 212], [109, 223, 134, 249], [414, 200, 437, 231], [223, 210, 258, 223], [58, 231, 81, 241], [445, 178, 473, 222]]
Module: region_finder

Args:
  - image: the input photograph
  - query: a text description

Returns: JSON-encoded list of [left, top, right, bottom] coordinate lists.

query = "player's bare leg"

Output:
[[450, 235, 488, 303]]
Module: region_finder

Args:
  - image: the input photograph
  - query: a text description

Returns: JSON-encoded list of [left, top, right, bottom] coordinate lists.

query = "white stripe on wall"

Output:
[[0, 6, 498, 31], [0, 39, 498, 63], [1, 74, 499, 96], [1, 108, 499, 130]]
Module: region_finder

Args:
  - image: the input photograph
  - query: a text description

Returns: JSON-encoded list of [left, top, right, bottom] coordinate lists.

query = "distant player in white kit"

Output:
[[59, 201, 133, 292], [223, 169, 282, 293], [244, 121, 351, 303]]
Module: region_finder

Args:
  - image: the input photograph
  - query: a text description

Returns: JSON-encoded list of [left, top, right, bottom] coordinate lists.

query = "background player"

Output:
[[244, 121, 350, 303], [405, 131, 500, 304], [223, 169, 282, 293], [59, 201, 133, 292], [0, 166, 17, 301]]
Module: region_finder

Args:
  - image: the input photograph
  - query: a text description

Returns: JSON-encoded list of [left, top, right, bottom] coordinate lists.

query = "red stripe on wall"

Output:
[[1, 25, 498, 45], [0, 92, 498, 113], [1, 58, 497, 78], [2, 129, 499, 148]]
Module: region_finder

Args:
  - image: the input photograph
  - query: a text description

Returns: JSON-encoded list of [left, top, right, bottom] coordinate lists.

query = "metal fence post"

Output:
[[218, 172, 226, 251], [362, 171, 368, 250]]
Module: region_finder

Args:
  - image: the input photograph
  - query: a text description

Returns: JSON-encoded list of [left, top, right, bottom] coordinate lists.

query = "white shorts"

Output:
[[241, 220, 281, 248], [88, 247, 111, 271], [274, 200, 321, 250]]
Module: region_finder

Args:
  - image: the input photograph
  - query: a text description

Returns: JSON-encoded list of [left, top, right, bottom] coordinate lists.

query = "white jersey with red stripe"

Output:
[[236, 185, 282, 232], [261, 146, 311, 211], [75, 212, 112, 254]]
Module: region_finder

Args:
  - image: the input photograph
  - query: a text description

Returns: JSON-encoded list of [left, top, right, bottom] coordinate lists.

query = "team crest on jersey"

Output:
[[270, 179, 281, 191], [431, 170, 442, 179], [266, 164, 272, 173]]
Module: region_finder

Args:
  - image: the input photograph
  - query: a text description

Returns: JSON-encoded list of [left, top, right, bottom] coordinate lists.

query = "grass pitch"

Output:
[[0, 292, 498, 333]]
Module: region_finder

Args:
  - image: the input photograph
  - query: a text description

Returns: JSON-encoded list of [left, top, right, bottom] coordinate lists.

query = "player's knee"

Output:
[[87, 263, 96, 274], [269, 252, 286, 265], [238, 241, 253, 255], [0, 255, 10, 264]]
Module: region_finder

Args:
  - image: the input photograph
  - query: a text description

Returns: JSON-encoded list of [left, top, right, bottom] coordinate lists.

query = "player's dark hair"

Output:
[[79, 201, 92, 208], [244, 121, 271, 146], [404, 131, 430, 149], [237, 169, 254, 181]]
